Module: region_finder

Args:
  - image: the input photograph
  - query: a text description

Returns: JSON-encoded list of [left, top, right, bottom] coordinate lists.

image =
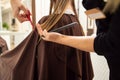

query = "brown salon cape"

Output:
[[0, 14, 94, 80]]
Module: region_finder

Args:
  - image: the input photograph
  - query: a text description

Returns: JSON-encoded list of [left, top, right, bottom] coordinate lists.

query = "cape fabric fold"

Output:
[[0, 29, 39, 80], [0, 14, 94, 80]]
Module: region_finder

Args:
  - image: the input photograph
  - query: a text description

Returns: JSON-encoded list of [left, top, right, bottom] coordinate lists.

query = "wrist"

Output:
[[53, 34, 66, 43]]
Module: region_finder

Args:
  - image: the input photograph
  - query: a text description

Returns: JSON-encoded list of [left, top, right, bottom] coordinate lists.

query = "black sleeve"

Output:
[[94, 8, 120, 55], [82, 0, 106, 10]]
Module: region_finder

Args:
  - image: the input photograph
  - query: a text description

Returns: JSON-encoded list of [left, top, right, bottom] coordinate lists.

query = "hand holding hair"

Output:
[[36, 23, 62, 42], [36, 22, 78, 41]]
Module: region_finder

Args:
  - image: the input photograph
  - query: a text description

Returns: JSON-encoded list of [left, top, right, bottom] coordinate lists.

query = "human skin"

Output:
[[36, 24, 95, 52], [10, 0, 29, 22]]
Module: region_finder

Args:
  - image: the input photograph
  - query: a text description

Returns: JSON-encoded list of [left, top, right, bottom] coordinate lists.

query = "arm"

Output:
[[36, 24, 95, 52], [36, 6, 120, 54], [49, 34, 95, 52], [36, 10, 120, 55], [10, 0, 29, 22]]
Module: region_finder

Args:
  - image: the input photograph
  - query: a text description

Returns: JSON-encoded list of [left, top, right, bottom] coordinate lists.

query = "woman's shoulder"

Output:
[[38, 15, 49, 24]]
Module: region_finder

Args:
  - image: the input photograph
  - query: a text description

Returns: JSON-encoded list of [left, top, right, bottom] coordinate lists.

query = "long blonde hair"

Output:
[[40, 0, 79, 31], [103, 0, 120, 13]]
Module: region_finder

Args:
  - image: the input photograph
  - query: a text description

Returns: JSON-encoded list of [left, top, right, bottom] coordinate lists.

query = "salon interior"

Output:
[[0, 0, 109, 80]]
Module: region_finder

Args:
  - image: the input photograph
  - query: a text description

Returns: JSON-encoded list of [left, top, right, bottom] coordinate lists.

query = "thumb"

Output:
[[36, 24, 43, 35]]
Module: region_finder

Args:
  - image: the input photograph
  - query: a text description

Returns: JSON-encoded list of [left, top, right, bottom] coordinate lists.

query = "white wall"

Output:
[[91, 53, 109, 80], [35, 0, 50, 23]]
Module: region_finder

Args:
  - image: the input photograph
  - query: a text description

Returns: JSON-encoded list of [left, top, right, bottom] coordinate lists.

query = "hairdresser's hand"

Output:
[[36, 24, 62, 42], [10, 0, 29, 22]]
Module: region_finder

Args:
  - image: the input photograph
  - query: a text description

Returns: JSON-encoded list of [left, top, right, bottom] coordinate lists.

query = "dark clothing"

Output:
[[82, 0, 105, 10], [82, 0, 107, 34], [83, 0, 120, 80], [0, 36, 8, 54], [38, 14, 94, 80], [0, 14, 94, 80]]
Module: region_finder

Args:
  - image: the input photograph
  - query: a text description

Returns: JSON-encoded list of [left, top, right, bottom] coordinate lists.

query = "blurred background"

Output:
[[0, 0, 109, 80]]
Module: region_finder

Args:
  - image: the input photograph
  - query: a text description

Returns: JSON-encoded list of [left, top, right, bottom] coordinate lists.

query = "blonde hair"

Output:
[[103, 0, 120, 13], [40, 0, 82, 33]]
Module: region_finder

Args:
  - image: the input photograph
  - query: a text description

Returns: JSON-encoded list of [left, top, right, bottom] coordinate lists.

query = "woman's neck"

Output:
[[66, 1, 73, 11], [64, 1, 74, 15]]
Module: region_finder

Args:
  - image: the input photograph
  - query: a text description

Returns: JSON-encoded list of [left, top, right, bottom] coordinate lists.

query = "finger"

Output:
[[42, 29, 47, 38], [36, 24, 43, 33], [36, 24, 43, 35], [14, 8, 20, 17], [20, 5, 29, 15], [17, 14, 29, 22], [44, 29, 48, 35]]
